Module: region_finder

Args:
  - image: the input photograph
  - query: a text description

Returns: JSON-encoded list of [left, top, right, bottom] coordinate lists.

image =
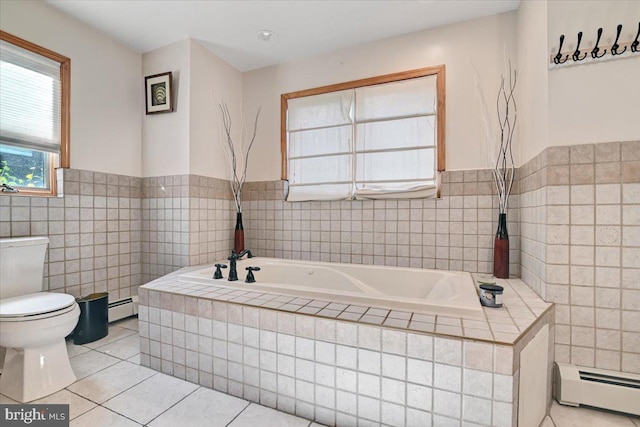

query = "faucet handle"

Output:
[[245, 266, 261, 283], [213, 264, 227, 279]]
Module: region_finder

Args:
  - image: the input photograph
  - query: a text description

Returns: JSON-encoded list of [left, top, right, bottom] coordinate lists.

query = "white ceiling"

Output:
[[46, 0, 520, 72]]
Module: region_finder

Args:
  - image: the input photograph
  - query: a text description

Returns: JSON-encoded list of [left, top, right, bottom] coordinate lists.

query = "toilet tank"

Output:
[[0, 236, 49, 299]]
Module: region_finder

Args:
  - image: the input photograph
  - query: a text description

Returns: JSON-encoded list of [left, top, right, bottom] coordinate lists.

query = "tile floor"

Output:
[[1, 317, 637, 427]]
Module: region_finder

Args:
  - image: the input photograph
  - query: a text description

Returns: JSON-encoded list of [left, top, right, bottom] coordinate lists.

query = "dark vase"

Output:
[[234, 212, 244, 253], [493, 212, 509, 279]]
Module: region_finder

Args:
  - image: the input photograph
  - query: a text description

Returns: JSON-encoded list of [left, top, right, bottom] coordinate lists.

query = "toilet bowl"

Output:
[[0, 237, 80, 402]]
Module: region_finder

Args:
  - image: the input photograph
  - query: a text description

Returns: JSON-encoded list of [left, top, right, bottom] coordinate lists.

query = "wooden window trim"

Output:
[[280, 65, 446, 181], [0, 30, 70, 197]]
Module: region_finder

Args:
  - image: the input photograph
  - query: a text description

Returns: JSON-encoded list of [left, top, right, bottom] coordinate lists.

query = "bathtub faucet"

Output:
[[227, 253, 239, 281], [227, 249, 253, 282], [236, 249, 253, 259]]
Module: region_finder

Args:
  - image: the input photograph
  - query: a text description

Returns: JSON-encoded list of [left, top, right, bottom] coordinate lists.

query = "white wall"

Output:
[[517, 0, 549, 165], [189, 40, 244, 180], [141, 40, 191, 177], [0, 0, 142, 177], [547, 0, 640, 147], [243, 12, 518, 182]]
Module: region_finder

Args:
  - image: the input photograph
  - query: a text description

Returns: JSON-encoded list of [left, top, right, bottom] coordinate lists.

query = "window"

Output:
[[281, 66, 445, 201], [0, 31, 70, 196]]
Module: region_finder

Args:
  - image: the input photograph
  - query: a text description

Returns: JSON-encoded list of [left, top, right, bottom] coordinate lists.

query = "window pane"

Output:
[[0, 39, 61, 152], [289, 154, 352, 186], [355, 148, 434, 182], [287, 89, 353, 131], [355, 116, 435, 152], [0, 144, 49, 189], [355, 75, 436, 121], [289, 125, 352, 158]]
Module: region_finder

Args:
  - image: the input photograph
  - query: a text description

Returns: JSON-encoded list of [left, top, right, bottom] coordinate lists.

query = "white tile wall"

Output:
[[242, 170, 521, 276], [0, 169, 142, 300], [519, 140, 640, 375]]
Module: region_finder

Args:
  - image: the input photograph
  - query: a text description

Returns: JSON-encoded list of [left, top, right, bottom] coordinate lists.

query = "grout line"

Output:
[[143, 385, 201, 425], [85, 405, 144, 426], [224, 401, 252, 426]]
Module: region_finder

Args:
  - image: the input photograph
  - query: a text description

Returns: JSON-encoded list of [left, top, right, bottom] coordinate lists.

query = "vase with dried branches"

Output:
[[474, 61, 517, 279], [219, 101, 261, 253], [492, 63, 517, 278]]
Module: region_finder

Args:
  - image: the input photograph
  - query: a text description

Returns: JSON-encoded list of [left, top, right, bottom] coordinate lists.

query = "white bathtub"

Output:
[[179, 257, 484, 319]]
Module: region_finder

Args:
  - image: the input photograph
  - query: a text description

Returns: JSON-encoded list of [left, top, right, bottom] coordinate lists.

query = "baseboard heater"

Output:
[[554, 362, 640, 416], [108, 295, 138, 323]]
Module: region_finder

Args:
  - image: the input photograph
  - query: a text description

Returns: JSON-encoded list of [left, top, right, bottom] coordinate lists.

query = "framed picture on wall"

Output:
[[145, 71, 174, 114]]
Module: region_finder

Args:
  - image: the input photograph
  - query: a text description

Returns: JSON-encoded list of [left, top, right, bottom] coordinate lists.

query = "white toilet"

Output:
[[0, 236, 80, 402]]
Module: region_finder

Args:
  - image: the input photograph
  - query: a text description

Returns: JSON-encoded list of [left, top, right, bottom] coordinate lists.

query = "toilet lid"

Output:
[[0, 292, 76, 318]]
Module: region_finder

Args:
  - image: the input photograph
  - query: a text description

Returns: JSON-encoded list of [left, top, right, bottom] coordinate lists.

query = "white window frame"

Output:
[[281, 65, 446, 200], [0, 30, 70, 197]]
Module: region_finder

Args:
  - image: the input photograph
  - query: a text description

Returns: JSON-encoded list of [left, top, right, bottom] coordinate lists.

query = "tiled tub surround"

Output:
[[242, 169, 521, 277], [0, 169, 142, 301], [141, 175, 236, 283], [138, 269, 554, 426], [519, 140, 640, 375]]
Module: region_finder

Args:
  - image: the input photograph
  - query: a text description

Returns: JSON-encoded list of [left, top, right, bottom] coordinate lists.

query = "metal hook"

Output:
[[572, 31, 588, 61], [591, 28, 607, 58], [631, 22, 640, 53], [611, 24, 627, 55], [553, 34, 569, 64]]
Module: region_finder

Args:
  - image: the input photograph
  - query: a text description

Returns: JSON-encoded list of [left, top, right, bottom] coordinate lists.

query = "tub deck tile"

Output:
[[388, 310, 412, 320], [360, 315, 386, 325], [139, 268, 553, 346], [307, 300, 331, 309], [298, 306, 322, 314], [344, 305, 368, 314], [316, 308, 342, 318], [337, 312, 362, 321], [280, 303, 304, 312]]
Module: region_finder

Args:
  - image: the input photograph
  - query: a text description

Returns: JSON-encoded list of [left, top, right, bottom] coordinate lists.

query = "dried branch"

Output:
[[219, 101, 261, 213], [494, 61, 517, 214]]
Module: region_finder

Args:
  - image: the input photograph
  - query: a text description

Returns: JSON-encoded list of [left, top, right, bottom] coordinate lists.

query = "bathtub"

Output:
[[179, 257, 484, 319]]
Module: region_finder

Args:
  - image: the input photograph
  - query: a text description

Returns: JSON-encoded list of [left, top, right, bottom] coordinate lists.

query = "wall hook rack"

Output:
[[550, 22, 640, 69]]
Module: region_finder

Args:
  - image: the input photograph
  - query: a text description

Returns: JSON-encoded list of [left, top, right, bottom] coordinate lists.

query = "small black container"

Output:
[[479, 284, 504, 308], [73, 292, 109, 345]]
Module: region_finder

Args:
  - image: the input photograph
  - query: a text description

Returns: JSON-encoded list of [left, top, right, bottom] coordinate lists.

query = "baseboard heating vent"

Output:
[[555, 362, 640, 416], [108, 295, 138, 323]]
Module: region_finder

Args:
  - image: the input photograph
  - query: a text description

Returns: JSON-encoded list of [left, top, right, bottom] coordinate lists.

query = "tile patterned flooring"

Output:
[[1, 317, 637, 426]]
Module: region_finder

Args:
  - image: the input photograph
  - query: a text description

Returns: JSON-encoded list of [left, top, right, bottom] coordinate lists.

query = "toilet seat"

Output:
[[0, 292, 76, 321]]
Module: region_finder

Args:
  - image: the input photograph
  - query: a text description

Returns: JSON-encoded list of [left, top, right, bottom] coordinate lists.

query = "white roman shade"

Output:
[[0, 39, 62, 154], [354, 75, 437, 199], [287, 90, 354, 201], [286, 75, 438, 201]]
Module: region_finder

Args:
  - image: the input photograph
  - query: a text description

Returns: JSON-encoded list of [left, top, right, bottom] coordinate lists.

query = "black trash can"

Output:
[[73, 292, 109, 345]]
